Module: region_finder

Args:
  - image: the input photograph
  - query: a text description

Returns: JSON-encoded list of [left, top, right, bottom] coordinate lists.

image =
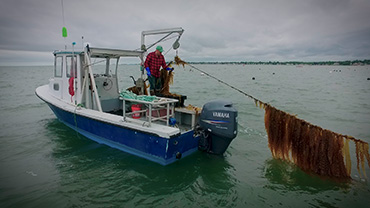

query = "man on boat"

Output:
[[144, 45, 171, 95]]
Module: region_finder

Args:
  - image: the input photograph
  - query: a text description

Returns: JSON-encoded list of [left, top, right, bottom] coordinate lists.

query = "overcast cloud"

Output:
[[0, 0, 369, 65]]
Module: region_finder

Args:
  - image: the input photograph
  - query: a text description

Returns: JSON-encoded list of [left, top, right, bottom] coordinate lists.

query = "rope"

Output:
[[73, 103, 84, 140], [163, 47, 172, 56], [186, 62, 367, 142], [186, 63, 265, 106], [119, 90, 158, 102]]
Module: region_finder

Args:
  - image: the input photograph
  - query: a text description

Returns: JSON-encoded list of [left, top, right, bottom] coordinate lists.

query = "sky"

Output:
[[0, 0, 370, 65]]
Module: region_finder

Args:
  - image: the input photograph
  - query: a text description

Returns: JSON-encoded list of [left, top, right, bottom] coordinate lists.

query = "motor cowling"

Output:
[[198, 100, 238, 155]]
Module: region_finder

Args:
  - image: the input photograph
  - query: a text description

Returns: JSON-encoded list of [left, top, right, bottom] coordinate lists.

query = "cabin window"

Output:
[[55, 56, 63, 77], [53, 83, 59, 91], [91, 57, 118, 76], [66, 56, 77, 78]]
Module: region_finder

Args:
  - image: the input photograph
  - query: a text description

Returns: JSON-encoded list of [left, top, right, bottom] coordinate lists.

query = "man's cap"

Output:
[[156, 45, 163, 52]]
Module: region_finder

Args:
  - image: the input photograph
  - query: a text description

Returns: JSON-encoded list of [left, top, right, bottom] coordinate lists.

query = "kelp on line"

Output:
[[159, 66, 174, 95], [175, 56, 370, 179], [265, 104, 346, 178], [258, 91, 369, 179]]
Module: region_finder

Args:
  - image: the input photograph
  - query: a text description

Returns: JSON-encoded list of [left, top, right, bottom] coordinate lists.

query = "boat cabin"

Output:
[[50, 47, 197, 130]]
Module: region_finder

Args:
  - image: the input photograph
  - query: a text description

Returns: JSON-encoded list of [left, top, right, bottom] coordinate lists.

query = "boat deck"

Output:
[[108, 106, 198, 133], [117, 96, 199, 133]]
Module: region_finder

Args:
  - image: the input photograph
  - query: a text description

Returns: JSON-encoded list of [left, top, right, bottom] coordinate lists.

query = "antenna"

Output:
[[61, 0, 67, 49]]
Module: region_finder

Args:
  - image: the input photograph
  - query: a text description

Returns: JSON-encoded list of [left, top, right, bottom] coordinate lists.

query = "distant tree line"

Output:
[[187, 59, 370, 66]]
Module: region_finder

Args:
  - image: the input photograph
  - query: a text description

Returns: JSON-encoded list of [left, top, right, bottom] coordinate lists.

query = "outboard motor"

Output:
[[197, 100, 238, 155]]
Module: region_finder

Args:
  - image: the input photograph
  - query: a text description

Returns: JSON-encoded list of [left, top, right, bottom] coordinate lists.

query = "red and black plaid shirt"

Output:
[[144, 51, 167, 78]]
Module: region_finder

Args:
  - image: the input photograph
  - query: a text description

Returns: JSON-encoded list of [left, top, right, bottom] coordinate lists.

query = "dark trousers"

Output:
[[148, 76, 161, 92]]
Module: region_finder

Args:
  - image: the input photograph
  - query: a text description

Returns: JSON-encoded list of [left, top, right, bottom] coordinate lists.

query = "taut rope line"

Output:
[[187, 64, 262, 102], [174, 57, 370, 179]]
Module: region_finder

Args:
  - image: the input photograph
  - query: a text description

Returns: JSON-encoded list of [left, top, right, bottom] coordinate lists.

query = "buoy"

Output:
[[367, 78, 370, 80], [252, 77, 255, 80], [176, 152, 182, 159]]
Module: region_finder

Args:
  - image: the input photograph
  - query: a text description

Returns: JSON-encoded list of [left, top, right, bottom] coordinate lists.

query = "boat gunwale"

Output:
[[35, 85, 182, 139]]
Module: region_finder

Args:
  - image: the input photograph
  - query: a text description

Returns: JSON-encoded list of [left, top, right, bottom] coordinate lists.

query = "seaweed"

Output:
[[174, 56, 187, 67], [264, 104, 356, 179]]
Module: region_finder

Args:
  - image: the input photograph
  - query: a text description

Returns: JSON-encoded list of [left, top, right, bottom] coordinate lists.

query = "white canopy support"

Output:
[[89, 47, 143, 58], [84, 47, 103, 112], [141, 27, 184, 52]]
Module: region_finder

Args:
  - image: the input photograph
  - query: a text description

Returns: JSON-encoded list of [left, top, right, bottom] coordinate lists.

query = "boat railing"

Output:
[[120, 97, 178, 127]]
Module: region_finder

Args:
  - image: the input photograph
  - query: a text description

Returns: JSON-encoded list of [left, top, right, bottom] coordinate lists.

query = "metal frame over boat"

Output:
[[36, 28, 237, 165]]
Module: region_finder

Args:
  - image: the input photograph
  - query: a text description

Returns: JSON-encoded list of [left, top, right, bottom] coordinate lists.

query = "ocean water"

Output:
[[1, 64, 370, 207]]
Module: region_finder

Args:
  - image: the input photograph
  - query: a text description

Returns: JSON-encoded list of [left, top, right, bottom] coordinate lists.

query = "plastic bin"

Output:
[[131, 104, 141, 119]]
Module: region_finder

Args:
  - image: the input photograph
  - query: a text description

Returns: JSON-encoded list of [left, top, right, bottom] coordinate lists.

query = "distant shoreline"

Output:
[[1, 59, 369, 67], [186, 60, 370, 66]]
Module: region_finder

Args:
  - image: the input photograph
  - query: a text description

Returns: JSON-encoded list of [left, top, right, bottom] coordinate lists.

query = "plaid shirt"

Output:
[[144, 51, 167, 78]]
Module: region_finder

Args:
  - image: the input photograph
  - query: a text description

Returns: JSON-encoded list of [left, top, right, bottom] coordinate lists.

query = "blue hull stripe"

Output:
[[46, 103, 199, 165]]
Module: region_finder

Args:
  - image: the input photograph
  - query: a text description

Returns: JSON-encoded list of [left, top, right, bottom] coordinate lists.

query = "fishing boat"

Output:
[[35, 28, 238, 165]]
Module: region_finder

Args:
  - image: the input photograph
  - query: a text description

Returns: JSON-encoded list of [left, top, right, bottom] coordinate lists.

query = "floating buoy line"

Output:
[[173, 56, 370, 180]]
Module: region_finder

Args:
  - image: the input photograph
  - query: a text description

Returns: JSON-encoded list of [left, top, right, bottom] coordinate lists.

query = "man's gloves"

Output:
[[146, 67, 151, 76], [146, 67, 173, 76]]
